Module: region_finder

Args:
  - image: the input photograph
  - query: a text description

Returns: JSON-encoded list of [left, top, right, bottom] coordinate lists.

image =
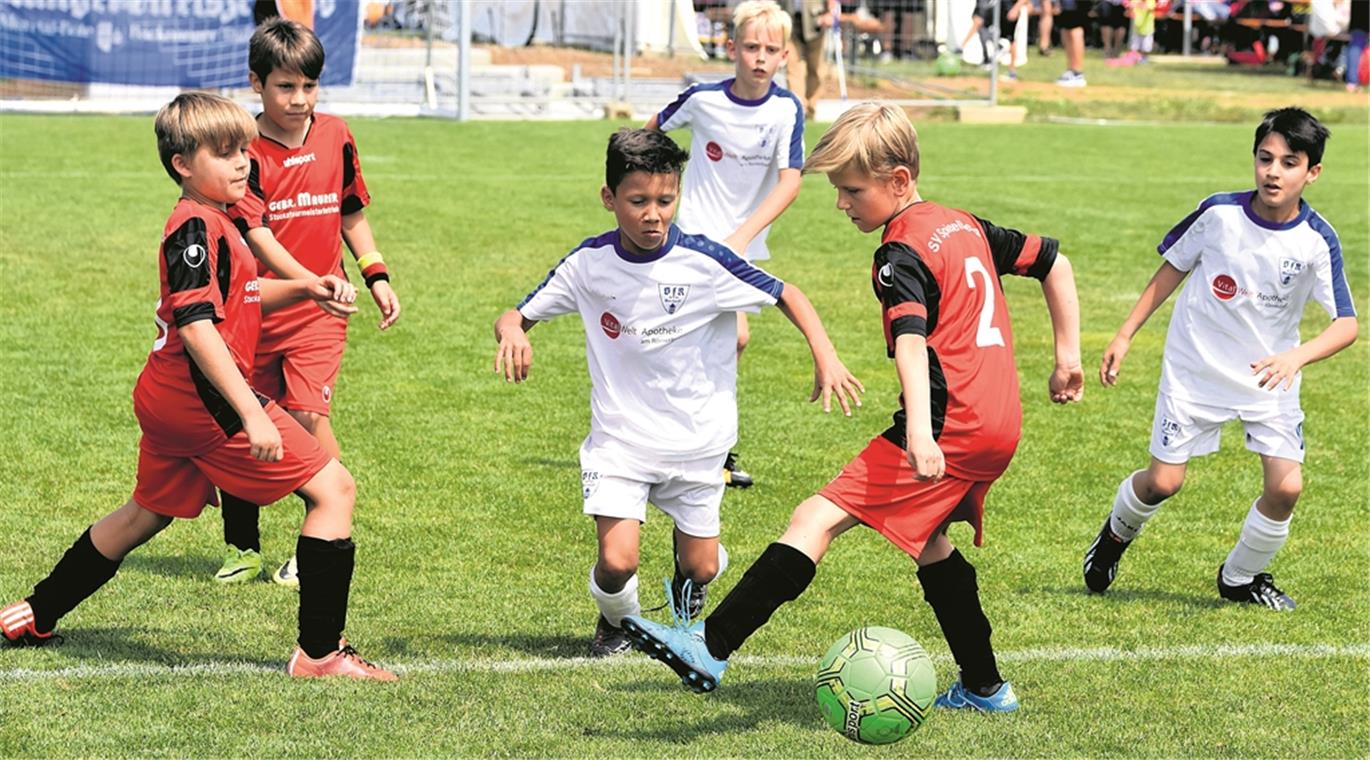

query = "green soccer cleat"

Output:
[[271, 555, 300, 590], [214, 546, 263, 584]]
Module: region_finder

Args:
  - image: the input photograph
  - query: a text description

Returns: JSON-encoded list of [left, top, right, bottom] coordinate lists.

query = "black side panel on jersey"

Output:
[[975, 215, 1059, 281], [215, 236, 232, 304], [164, 217, 212, 293], [880, 349, 948, 451], [341, 143, 364, 215], [874, 242, 942, 356], [187, 357, 270, 439], [247, 158, 266, 226]]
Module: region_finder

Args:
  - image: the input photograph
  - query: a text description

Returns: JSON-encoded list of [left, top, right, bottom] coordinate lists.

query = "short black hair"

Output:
[[1253, 108, 1330, 167], [605, 128, 688, 192]]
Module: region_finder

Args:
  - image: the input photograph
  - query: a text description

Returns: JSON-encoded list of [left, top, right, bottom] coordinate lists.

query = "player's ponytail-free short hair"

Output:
[[605, 128, 689, 192], [249, 17, 325, 83], [733, 0, 792, 41], [154, 93, 258, 185], [804, 102, 920, 182], [1254, 107, 1330, 167]]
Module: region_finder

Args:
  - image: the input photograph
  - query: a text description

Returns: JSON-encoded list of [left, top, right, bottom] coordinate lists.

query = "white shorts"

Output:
[[1149, 391, 1305, 465], [579, 436, 727, 538]]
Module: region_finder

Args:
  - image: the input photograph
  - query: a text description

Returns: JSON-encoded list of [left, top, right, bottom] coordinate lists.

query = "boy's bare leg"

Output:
[[1216, 455, 1299, 609], [291, 409, 342, 460], [777, 494, 862, 563], [1084, 458, 1187, 593], [91, 499, 175, 559], [587, 516, 641, 656]]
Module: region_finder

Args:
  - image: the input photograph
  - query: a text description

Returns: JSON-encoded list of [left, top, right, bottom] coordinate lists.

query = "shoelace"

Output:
[[338, 644, 381, 669], [1250, 574, 1289, 606], [664, 576, 696, 630]]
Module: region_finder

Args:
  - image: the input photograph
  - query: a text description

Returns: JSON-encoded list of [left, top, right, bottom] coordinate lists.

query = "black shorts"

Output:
[[1096, 1, 1128, 28], [1057, 6, 1091, 28]]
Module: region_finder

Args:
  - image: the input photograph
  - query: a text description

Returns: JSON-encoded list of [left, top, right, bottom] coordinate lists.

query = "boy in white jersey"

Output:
[[1084, 108, 1358, 609], [493, 129, 862, 657], [647, 0, 806, 488]]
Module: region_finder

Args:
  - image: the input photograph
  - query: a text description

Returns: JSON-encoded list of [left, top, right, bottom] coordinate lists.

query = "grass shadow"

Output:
[[1034, 584, 1224, 609], [9, 625, 279, 669], [122, 552, 215, 580], [429, 631, 589, 660], [588, 676, 819, 741]]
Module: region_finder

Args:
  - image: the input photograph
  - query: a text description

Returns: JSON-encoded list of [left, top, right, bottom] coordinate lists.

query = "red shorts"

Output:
[[132, 402, 332, 519], [819, 436, 994, 559], [252, 311, 348, 415]]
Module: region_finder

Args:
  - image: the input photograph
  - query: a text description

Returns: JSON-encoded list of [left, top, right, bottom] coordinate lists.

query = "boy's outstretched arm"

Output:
[[1040, 253, 1084, 403], [723, 169, 803, 256], [342, 210, 401, 331], [775, 282, 864, 415], [1100, 261, 1188, 386], [180, 321, 282, 462], [244, 228, 358, 318], [494, 309, 540, 384], [894, 333, 943, 481], [1252, 316, 1358, 391]]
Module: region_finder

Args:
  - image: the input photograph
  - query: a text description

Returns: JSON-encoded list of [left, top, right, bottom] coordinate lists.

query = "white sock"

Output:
[[1109, 470, 1163, 542], [1222, 500, 1290, 587], [588, 566, 639, 628]]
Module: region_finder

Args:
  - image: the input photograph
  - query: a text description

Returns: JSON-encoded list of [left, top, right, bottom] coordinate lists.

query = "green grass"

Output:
[[0, 114, 1367, 757]]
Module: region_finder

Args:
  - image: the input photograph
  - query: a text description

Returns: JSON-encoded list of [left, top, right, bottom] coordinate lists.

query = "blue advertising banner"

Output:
[[0, 1, 360, 88]]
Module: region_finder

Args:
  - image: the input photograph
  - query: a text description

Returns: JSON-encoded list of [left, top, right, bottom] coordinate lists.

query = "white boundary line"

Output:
[[2, 642, 1365, 682]]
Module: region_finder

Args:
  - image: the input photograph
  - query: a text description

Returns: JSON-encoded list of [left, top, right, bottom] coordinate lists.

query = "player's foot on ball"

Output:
[[271, 555, 300, 590], [287, 640, 397, 681], [1217, 565, 1296, 611], [589, 615, 632, 658], [214, 546, 263, 584], [723, 452, 753, 489], [0, 600, 62, 648], [934, 679, 1019, 713], [1083, 518, 1131, 593], [621, 615, 727, 693]]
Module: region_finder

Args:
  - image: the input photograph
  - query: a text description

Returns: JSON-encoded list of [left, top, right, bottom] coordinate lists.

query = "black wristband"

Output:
[[364, 271, 390, 289]]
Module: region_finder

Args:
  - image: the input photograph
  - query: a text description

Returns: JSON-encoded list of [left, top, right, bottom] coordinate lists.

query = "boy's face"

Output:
[[250, 68, 318, 134], [728, 20, 787, 89], [601, 171, 679, 256], [1253, 132, 1320, 214], [826, 165, 911, 234], [174, 140, 251, 206]]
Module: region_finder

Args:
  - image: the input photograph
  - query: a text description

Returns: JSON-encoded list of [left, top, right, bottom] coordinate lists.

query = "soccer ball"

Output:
[[814, 626, 936, 745], [934, 50, 962, 77]]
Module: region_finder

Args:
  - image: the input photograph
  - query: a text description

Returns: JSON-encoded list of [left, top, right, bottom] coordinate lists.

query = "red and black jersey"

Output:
[[228, 112, 369, 334], [134, 199, 266, 457], [873, 201, 1058, 481]]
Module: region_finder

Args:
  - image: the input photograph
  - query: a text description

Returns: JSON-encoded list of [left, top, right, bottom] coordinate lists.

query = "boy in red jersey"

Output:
[[215, 17, 402, 586], [622, 103, 1083, 711], [0, 93, 394, 680]]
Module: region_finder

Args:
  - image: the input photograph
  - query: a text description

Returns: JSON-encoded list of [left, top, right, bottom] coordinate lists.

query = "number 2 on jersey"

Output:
[[963, 257, 1005, 348]]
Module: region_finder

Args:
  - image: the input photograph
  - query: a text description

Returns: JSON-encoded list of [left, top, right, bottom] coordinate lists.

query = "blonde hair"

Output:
[[732, 0, 792, 41], [154, 93, 258, 185], [804, 102, 920, 181]]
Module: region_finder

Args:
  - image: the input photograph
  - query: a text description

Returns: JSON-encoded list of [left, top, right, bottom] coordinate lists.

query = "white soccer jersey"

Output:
[[518, 225, 785, 459], [656, 78, 805, 262], [1157, 190, 1356, 412]]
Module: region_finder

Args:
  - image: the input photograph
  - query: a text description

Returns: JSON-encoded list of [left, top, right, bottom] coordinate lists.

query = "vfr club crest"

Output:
[[659, 284, 689, 314]]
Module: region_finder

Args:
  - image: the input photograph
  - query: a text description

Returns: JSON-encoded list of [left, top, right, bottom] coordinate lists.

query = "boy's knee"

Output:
[[1264, 473, 1302, 511], [1141, 469, 1184, 502], [680, 558, 719, 585], [597, 549, 639, 582]]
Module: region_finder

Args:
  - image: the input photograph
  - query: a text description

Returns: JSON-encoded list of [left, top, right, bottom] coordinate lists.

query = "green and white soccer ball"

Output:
[[814, 626, 936, 745]]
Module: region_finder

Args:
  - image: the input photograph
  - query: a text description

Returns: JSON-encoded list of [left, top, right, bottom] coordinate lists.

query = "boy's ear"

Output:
[[725, 38, 736, 61], [170, 152, 195, 181], [248, 71, 263, 93], [889, 165, 913, 196], [601, 184, 615, 210], [1305, 162, 1322, 185]]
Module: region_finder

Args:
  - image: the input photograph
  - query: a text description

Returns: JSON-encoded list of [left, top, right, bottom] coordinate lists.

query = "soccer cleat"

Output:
[[1083, 518, 1132, 593], [271, 555, 300, 590], [1055, 70, 1087, 88], [286, 641, 397, 681], [670, 574, 708, 621], [933, 679, 1020, 713], [722, 452, 753, 489], [0, 600, 62, 648], [214, 546, 263, 584], [589, 615, 632, 658], [621, 615, 727, 693], [1217, 565, 1296, 611]]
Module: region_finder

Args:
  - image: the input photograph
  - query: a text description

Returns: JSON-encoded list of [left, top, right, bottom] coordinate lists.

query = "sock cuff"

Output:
[[1120, 471, 1157, 511], [917, 548, 975, 595], [588, 567, 639, 600], [298, 536, 355, 554], [763, 542, 817, 599], [78, 528, 123, 570], [1242, 501, 1291, 548]]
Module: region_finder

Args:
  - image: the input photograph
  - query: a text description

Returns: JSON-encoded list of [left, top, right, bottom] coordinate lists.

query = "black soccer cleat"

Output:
[[1217, 565, 1296, 611], [589, 615, 632, 658], [1083, 518, 1132, 593], [723, 452, 753, 489]]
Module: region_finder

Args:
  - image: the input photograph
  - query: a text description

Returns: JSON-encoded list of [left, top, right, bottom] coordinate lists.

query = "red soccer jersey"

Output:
[[228, 112, 369, 335], [873, 202, 1058, 481], [134, 199, 265, 457]]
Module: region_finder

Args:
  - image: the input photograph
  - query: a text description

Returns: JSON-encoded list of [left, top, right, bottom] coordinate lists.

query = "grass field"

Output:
[[0, 113, 1367, 757]]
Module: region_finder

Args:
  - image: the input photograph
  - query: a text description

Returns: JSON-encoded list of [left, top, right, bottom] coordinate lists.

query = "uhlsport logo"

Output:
[[581, 471, 601, 499], [283, 152, 317, 169], [844, 698, 864, 741], [659, 284, 689, 314], [322, 385, 332, 403], [1160, 416, 1181, 447], [705, 141, 724, 162], [876, 262, 894, 288], [1279, 258, 1305, 286], [1211, 274, 1238, 301], [182, 243, 207, 269], [600, 312, 621, 339]]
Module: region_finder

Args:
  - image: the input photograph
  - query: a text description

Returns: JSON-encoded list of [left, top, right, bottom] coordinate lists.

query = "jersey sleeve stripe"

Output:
[[1012, 235, 1042, 275], [786, 93, 805, 168], [516, 233, 610, 311], [657, 83, 704, 128], [1309, 212, 1357, 318], [680, 232, 785, 300], [1158, 191, 1246, 255], [887, 302, 928, 321]]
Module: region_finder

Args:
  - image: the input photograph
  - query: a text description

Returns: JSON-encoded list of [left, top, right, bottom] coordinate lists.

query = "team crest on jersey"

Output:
[[182, 243, 207, 269], [659, 284, 689, 314], [1279, 258, 1305, 286], [1160, 417, 1181, 447], [582, 471, 601, 499]]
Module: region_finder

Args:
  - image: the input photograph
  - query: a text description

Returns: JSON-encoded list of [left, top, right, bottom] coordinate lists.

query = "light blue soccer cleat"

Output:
[[620, 578, 727, 693], [934, 679, 1020, 713]]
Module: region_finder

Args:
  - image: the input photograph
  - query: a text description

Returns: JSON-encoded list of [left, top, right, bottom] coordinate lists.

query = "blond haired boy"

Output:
[[623, 103, 1083, 712]]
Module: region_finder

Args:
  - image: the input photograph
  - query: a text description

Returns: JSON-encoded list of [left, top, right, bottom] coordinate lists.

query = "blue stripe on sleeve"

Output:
[[785, 92, 805, 169], [516, 231, 615, 310], [678, 232, 785, 300], [1157, 191, 1247, 255], [1308, 211, 1357, 318], [657, 83, 707, 128]]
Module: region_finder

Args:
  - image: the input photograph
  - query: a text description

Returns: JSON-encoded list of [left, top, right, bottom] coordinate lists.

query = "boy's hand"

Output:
[[1099, 335, 1132, 386], [810, 356, 865, 416], [496, 326, 533, 383], [307, 275, 359, 318], [905, 431, 945, 482], [370, 280, 402, 331], [243, 410, 283, 462], [1049, 362, 1084, 403], [1252, 350, 1302, 391]]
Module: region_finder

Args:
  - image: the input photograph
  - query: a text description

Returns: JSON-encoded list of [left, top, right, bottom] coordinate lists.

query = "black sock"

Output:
[[296, 535, 355, 659], [221, 493, 262, 553], [27, 528, 122, 634], [917, 548, 1002, 694], [703, 542, 815, 661]]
